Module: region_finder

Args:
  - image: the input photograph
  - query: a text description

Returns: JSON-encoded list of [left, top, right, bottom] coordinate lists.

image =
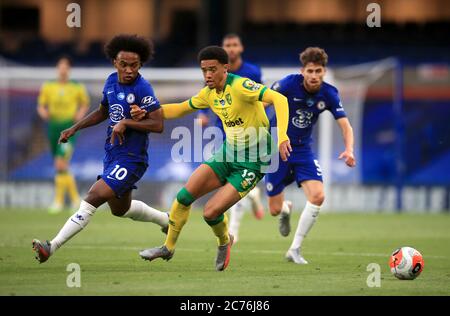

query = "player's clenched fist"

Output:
[[130, 104, 146, 121], [58, 127, 76, 144], [279, 140, 292, 162]]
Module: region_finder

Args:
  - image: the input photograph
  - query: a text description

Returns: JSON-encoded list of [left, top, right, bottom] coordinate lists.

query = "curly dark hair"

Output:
[[197, 46, 229, 64], [104, 34, 154, 64], [299, 47, 328, 67]]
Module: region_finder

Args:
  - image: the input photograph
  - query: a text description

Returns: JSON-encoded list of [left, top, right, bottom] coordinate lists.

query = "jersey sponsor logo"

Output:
[[317, 101, 326, 110], [224, 117, 244, 127], [141, 95, 155, 105], [292, 109, 313, 129], [225, 93, 232, 105], [126, 93, 135, 104], [110, 104, 125, 122], [117, 92, 125, 100], [242, 79, 261, 91]]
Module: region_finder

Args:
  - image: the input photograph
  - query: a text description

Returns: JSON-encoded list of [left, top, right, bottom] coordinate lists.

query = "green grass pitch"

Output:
[[0, 208, 449, 296]]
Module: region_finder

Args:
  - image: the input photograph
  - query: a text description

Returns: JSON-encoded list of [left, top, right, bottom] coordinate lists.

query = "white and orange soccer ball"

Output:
[[389, 247, 424, 280]]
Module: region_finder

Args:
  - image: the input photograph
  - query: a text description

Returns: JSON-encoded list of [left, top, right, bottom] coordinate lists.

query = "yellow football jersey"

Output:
[[188, 73, 271, 152], [38, 80, 89, 122]]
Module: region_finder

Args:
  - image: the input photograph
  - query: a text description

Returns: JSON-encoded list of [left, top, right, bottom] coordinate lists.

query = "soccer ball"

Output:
[[389, 247, 424, 280]]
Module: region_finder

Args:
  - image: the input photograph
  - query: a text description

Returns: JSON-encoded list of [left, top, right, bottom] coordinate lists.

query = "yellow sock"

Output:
[[54, 173, 66, 206], [206, 213, 230, 246], [165, 200, 191, 251], [64, 172, 80, 204]]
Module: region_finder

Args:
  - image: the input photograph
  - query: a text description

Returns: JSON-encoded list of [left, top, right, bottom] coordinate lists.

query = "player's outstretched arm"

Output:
[[161, 101, 197, 119], [336, 117, 356, 167], [261, 88, 292, 161], [130, 101, 196, 121], [59, 104, 108, 143]]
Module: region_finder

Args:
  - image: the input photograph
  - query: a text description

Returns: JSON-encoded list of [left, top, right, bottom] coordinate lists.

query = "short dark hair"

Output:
[[222, 33, 241, 42], [104, 34, 154, 64], [197, 46, 229, 64], [300, 47, 328, 67], [57, 55, 72, 66]]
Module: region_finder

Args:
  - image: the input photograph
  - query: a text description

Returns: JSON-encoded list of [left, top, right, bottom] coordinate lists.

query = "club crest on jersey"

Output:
[[242, 79, 261, 91], [292, 109, 313, 129], [317, 101, 326, 110], [241, 180, 249, 189], [266, 182, 273, 192], [126, 93, 135, 104], [110, 104, 125, 122], [221, 109, 229, 119], [225, 93, 232, 105], [117, 92, 125, 100], [306, 98, 314, 107]]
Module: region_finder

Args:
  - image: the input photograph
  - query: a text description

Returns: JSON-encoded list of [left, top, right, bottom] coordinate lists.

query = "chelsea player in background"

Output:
[[266, 47, 356, 264], [196, 34, 265, 243], [32, 35, 169, 263]]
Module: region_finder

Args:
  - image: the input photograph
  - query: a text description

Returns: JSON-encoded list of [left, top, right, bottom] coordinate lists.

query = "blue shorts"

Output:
[[265, 151, 323, 197], [98, 154, 148, 198]]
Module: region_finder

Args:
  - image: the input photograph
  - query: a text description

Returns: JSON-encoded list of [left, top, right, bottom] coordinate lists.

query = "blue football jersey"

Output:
[[271, 74, 346, 155], [100, 72, 160, 162]]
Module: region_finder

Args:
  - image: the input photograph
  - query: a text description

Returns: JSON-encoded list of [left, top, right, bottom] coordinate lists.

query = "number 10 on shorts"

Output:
[[109, 165, 128, 180]]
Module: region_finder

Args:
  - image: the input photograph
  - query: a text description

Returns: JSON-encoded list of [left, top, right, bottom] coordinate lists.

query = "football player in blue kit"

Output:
[[196, 34, 265, 242], [266, 47, 356, 264], [32, 35, 169, 263]]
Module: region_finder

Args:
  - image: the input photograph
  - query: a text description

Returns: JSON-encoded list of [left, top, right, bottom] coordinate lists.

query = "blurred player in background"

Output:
[[266, 47, 356, 264], [135, 46, 291, 271], [32, 35, 169, 263], [196, 34, 265, 243], [37, 56, 89, 213]]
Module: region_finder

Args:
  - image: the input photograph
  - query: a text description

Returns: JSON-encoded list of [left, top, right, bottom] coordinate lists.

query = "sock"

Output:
[[290, 201, 321, 250], [50, 200, 97, 254], [63, 172, 80, 205], [281, 200, 290, 215], [228, 202, 244, 238], [165, 199, 191, 251], [122, 200, 169, 227], [53, 172, 66, 206], [205, 213, 230, 246]]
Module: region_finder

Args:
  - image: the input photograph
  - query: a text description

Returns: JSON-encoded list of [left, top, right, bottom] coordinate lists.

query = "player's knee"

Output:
[[110, 206, 127, 217], [84, 189, 108, 208], [310, 191, 325, 206], [55, 159, 68, 172], [268, 200, 282, 216], [176, 187, 195, 206], [203, 203, 221, 220]]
